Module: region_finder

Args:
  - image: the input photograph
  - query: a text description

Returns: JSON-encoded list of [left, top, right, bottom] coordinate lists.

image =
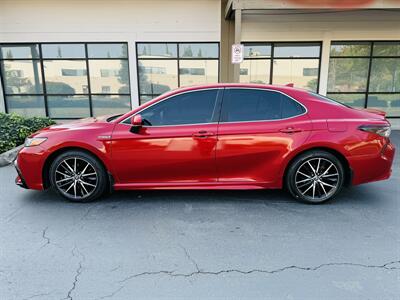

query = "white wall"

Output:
[[0, 0, 221, 110]]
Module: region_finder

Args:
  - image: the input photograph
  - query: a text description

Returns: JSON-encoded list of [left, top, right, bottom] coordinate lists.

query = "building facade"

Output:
[[0, 0, 399, 126]]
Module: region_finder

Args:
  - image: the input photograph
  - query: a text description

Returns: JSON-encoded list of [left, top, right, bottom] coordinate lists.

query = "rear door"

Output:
[[216, 88, 312, 186]]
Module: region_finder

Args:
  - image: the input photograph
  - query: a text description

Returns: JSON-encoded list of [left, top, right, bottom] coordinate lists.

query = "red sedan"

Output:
[[15, 84, 395, 204]]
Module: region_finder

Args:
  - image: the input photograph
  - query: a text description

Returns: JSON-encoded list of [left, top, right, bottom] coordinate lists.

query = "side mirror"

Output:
[[130, 114, 143, 133]]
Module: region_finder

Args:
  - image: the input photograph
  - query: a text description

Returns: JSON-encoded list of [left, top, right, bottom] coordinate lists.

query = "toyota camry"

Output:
[[15, 83, 395, 203]]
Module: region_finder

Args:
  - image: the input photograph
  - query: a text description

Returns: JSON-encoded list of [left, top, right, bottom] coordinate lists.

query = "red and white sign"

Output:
[[231, 44, 244, 64]]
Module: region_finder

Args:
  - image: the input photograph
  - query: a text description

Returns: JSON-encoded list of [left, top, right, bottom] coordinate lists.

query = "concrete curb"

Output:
[[0, 145, 23, 167]]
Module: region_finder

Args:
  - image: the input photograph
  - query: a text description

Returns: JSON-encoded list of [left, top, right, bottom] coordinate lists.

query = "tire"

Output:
[[285, 150, 345, 204], [49, 150, 108, 202]]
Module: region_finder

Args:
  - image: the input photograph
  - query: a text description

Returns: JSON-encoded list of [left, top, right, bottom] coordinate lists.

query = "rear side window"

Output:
[[220, 89, 305, 122], [139, 89, 219, 126]]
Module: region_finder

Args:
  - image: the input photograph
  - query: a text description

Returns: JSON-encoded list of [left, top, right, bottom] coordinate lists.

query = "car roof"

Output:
[[163, 83, 308, 96]]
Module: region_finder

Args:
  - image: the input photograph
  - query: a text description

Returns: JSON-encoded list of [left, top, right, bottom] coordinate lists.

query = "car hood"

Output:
[[31, 115, 117, 137]]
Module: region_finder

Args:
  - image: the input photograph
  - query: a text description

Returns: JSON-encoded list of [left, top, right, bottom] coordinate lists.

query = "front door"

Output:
[[111, 89, 221, 186]]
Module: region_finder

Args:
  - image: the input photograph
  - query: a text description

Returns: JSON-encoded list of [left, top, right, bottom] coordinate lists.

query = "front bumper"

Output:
[[14, 159, 28, 189]]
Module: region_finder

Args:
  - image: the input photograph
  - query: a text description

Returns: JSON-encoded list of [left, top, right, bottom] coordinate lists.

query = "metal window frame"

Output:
[[327, 40, 400, 118], [240, 41, 323, 93], [136, 41, 220, 105], [0, 41, 132, 119]]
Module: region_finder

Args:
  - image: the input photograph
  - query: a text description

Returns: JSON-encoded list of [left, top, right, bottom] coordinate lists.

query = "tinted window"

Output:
[[221, 89, 304, 122], [140, 89, 218, 126]]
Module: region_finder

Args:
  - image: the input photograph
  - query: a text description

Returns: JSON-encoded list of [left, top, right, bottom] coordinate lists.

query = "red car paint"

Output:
[[15, 83, 395, 192]]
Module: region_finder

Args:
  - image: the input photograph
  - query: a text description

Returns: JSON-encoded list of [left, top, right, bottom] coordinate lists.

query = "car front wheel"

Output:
[[49, 150, 107, 202], [286, 150, 345, 204]]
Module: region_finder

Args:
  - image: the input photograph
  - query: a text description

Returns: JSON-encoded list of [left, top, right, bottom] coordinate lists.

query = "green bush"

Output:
[[0, 113, 56, 154]]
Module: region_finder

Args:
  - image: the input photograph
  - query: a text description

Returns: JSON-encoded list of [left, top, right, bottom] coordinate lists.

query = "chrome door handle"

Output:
[[280, 127, 302, 134], [192, 131, 215, 138]]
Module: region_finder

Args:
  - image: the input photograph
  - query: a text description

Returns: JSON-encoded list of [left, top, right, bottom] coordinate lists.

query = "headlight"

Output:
[[359, 125, 391, 138], [24, 137, 47, 147]]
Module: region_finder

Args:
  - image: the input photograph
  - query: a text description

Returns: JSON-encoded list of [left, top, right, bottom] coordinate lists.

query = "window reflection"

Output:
[[47, 95, 90, 118], [138, 60, 178, 95], [89, 60, 130, 94], [1, 60, 43, 94], [6, 96, 46, 117], [273, 59, 319, 91], [179, 60, 218, 86], [92, 95, 131, 116], [43, 60, 88, 94], [328, 58, 369, 92], [239, 60, 270, 84]]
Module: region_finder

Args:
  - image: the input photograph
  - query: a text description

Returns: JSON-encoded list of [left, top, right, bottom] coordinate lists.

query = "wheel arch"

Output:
[[282, 146, 352, 187], [42, 146, 113, 190]]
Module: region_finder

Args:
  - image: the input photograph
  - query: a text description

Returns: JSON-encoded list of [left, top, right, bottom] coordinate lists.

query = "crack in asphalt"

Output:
[[40, 226, 50, 249], [22, 292, 52, 300], [118, 260, 400, 283], [96, 259, 399, 299], [180, 245, 201, 272], [62, 247, 85, 300]]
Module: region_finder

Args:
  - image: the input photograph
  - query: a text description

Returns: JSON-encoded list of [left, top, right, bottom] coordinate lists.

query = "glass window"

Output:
[[273, 59, 319, 91], [47, 95, 90, 118], [137, 43, 177, 58], [326, 93, 365, 108], [0, 44, 40, 59], [43, 60, 88, 94], [139, 95, 154, 104], [0, 42, 131, 118], [179, 43, 218, 58], [179, 60, 218, 86], [0, 60, 43, 94], [244, 44, 271, 58], [221, 89, 302, 122], [328, 41, 400, 116], [367, 94, 400, 117], [137, 42, 219, 104], [328, 58, 369, 92], [240, 42, 321, 92], [330, 42, 371, 57], [6, 95, 46, 117], [92, 95, 131, 117], [240, 60, 270, 84], [140, 89, 218, 126], [369, 58, 400, 92], [373, 42, 400, 57], [89, 60, 130, 94], [42, 44, 85, 58], [274, 43, 320, 58], [87, 43, 128, 58], [138, 60, 178, 95]]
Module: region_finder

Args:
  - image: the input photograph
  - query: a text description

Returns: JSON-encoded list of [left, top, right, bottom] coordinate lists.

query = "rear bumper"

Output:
[[349, 141, 395, 185]]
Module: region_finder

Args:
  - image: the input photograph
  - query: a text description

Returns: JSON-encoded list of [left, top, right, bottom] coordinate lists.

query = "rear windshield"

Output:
[[308, 92, 350, 108]]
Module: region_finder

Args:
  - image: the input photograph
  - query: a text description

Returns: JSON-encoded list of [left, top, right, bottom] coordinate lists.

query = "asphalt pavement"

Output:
[[0, 132, 399, 300]]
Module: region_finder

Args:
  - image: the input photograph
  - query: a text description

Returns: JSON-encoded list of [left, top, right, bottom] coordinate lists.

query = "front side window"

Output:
[[140, 89, 219, 126], [221, 89, 305, 122]]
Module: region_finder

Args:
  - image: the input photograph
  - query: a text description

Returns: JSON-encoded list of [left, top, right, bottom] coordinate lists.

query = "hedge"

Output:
[[0, 113, 56, 154]]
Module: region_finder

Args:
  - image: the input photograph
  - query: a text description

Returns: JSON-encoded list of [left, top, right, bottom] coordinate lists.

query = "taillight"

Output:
[[358, 124, 391, 138]]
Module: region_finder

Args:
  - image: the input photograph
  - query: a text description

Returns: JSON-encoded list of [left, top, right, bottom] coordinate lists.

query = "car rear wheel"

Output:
[[286, 150, 345, 204], [49, 150, 107, 202]]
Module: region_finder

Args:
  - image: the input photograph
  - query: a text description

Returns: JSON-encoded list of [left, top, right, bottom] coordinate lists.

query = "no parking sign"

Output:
[[231, 44, 244, 64]]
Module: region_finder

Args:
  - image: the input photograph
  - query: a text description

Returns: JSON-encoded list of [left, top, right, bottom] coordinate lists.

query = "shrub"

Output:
[[0, 113, 56, 153]]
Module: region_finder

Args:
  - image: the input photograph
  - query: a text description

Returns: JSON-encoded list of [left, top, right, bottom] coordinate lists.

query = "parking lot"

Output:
[[0, 132, 399, 300]]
